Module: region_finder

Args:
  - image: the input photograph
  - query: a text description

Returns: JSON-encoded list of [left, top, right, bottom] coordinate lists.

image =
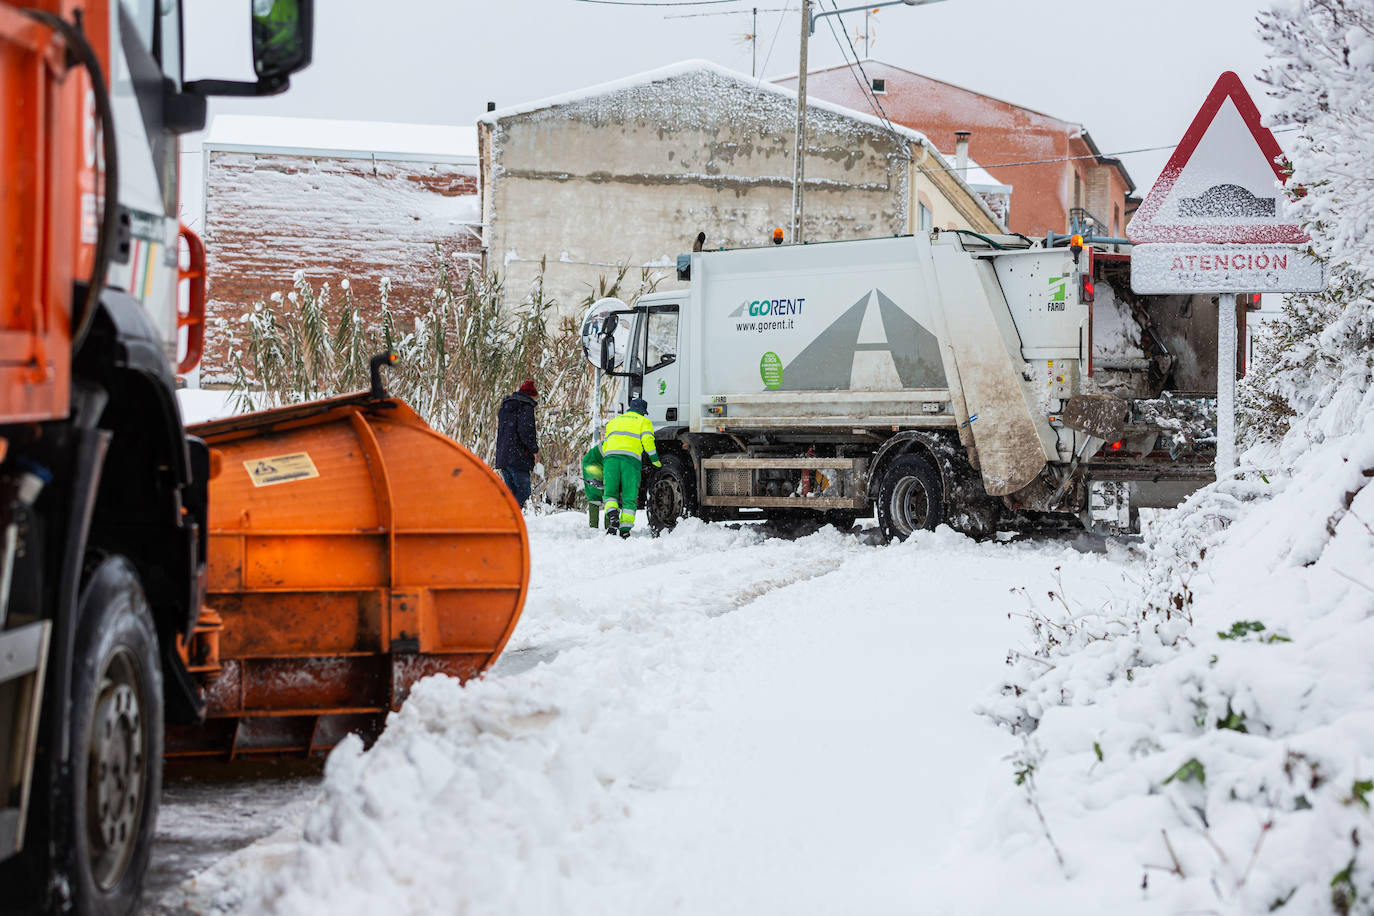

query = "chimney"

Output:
[[487, 101, 496, 112], [954, 130, 971, 176]]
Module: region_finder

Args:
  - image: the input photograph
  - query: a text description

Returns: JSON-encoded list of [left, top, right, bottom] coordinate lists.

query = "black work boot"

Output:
[[604, 508, 619, 534], [619, 527, 631, 539]]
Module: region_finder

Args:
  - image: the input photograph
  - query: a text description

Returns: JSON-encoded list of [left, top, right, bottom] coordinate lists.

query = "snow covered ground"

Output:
[[160, 515, 1131, 915]]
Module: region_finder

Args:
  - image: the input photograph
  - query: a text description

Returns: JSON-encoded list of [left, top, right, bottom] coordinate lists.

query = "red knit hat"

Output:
[[518, 380, 539, 398]]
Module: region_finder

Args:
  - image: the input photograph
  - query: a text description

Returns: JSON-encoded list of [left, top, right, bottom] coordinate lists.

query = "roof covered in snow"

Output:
[[481, 58, 933, 146], [204, 115, 478, 164]]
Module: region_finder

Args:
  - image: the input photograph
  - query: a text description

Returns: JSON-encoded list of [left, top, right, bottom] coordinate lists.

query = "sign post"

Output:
[[1217, 292, 1237, 472], [1127, 71, 1325, 477]]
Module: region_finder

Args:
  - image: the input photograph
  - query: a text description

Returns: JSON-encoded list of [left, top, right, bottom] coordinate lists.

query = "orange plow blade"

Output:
[[169, 393, 529, 758]]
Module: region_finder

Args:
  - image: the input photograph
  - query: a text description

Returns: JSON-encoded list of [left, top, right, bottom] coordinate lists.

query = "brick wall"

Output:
[[202, 150, 480, 382], [782, 63, 1134, 239]]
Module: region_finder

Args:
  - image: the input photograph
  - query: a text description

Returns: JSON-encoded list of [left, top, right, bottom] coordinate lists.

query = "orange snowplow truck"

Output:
[[0, 2, 315, 912]]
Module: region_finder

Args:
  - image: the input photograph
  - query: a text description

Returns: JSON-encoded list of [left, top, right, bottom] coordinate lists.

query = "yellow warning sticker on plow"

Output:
[[243, 452, 320, 487]]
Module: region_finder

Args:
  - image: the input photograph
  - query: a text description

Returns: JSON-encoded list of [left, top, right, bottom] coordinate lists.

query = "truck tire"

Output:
[[65, 555, 162, 916], [646, 453, 696, 535], [877, 454, 945, 541]]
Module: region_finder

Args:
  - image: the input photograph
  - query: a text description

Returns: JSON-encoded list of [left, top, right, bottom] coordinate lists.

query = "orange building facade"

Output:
[[776, 61, 1134, 239]]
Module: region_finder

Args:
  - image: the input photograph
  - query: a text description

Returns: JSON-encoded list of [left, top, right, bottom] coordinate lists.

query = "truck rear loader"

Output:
[[1, 3, 529, 913], [586, 231, 1242, 539]]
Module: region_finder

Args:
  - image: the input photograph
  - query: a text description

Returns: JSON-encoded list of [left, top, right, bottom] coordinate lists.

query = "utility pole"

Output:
[[791, 0, 949, 244], [752, 7, 758, 77], [791, 0, 810, 243]]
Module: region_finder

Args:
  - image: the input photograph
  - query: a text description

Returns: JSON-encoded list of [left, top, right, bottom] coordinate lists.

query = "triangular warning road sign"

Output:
[[1127, 72, 1307, 245]]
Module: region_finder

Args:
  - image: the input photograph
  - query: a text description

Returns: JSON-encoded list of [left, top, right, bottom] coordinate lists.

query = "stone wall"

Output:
[[481, 66, 998, 318]]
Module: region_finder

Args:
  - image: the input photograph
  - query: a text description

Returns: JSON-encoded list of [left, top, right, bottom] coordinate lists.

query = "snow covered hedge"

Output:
[[976, 4, 1374, 912], [222, 254, 662, 507]]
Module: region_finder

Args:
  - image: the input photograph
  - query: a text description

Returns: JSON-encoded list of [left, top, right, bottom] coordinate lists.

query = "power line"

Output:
[[754, 1, 792, 85], [663, 6, 790, 16], [572, 0, 742, 6], [917, 128, 1301, 176], [818, 1, 909, 161]]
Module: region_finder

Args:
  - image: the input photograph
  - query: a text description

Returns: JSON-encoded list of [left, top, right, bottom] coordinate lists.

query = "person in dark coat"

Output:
[[494, 380, 540, 507]]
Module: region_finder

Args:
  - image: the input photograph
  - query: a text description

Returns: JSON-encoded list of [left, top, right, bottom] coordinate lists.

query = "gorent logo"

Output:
[[747, 297, 804, 317], [728, 296, 806, 319]]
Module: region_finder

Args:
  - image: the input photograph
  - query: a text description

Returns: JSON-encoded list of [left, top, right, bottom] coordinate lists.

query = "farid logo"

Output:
[[1046, 276, 1068, 313], [1047, 276, 1067, 302]]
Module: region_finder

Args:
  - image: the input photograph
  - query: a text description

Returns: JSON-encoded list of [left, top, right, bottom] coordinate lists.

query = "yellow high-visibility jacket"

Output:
[[602, 410, 660, 465]]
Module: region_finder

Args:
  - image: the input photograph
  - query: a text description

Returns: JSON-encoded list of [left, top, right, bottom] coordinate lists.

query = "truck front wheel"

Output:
[[646, 453, 696, 534], [877, 454, 945, 541], [66, 555, 162, 916]]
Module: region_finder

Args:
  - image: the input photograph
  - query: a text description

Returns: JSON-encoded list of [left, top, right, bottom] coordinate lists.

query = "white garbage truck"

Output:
[[584, 231, 1240, 539]]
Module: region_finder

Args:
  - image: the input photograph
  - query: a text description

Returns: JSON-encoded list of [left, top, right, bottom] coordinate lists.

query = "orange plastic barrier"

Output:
[[169, 393, 529, 758]]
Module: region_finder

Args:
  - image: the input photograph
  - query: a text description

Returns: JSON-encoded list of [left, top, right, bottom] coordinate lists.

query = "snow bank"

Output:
[[976, 425, 1374, 913], [178, 515, 1131, 915], [969, 6, 1374, 911]]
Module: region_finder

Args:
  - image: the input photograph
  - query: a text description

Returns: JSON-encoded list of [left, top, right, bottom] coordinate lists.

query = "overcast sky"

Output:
[[180, 0, 1279, 228]]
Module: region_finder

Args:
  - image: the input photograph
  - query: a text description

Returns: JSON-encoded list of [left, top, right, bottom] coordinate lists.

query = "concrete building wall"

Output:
[[481, 64, 1001, 317], [909, 148, 998, 233]]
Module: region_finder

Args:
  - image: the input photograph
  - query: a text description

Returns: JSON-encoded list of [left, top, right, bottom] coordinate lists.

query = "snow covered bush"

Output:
[[974, 4, 1374, 912], [1241, 0, 1374, 456], [222, 252, 661, 507]]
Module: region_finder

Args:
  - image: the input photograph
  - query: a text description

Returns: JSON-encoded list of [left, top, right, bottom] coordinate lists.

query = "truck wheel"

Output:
[[65, 555, 162, 916], [646, 453, 696, 534], [877, 454, 945, 541]]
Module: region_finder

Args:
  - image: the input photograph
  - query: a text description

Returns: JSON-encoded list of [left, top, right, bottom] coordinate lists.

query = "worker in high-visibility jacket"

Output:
[[601, 398, 660, 538]]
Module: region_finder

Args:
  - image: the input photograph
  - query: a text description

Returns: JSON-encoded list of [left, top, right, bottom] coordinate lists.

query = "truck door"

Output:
[[634, 304, 679, 425]]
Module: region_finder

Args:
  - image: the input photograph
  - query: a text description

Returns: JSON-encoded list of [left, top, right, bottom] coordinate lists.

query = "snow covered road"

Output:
[[169, 514, 1132, 915]]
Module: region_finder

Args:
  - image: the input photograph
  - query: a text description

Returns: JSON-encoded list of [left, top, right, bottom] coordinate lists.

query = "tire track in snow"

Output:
[[495, 518, 870, 674]]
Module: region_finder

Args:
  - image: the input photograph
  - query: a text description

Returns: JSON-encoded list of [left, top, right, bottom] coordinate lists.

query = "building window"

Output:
[[918, 202, 932, 231], [871, 78, 886, 94]]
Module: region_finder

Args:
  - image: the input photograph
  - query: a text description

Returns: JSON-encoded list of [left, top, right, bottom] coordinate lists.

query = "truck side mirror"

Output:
[[184, 0, 315, 98], [252, 0, 314, 86], [600, 336, 617, 374]]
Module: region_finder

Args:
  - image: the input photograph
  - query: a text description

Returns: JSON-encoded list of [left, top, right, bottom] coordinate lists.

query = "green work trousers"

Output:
[[602, 454, 642, 532]]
